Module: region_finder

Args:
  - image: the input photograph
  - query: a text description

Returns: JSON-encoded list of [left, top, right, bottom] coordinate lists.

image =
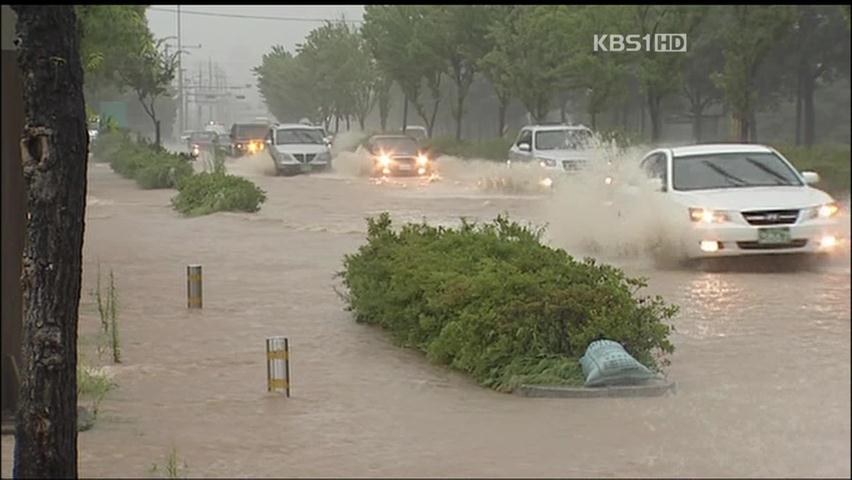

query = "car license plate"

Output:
[[398, 164, 412, 171], [300, 164, 312, 172], [758, 227, 791, 244]]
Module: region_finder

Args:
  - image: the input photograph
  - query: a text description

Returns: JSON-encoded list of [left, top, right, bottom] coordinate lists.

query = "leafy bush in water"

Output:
[[171, 172, 266, 216], [341, 214, 677, 392], [103, 134, 193, 189]]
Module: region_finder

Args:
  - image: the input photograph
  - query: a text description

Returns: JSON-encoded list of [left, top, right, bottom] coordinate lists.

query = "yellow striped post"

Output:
[[266, 336, 290, 397], [187, 265, 202, 309]]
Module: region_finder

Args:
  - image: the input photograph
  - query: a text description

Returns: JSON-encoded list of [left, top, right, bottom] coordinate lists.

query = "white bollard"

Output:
[[266, 336, 290, 397]]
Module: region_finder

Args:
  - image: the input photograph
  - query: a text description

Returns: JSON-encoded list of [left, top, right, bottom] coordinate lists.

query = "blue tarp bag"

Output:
[[580, 339, 655, 387]]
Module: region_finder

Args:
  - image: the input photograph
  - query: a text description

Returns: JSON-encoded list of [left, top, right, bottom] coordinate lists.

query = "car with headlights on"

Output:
[[626, 144, 843, 259], [360, 134, 432, 177], [187, 130, 219, 159], [228, 122, 271, 157], [267, 124, 332, 176]]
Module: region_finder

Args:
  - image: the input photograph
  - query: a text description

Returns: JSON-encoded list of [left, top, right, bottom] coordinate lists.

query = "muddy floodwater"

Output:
[[2, 153, 850, 478]]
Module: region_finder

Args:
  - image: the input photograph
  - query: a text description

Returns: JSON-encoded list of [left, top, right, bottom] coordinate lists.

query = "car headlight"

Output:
[[417, 154, 429, 166], [539, 158, 557, 168], [379, 154, 391, 167], [808, 202, 840, 219], [689, 207, 730, 224]]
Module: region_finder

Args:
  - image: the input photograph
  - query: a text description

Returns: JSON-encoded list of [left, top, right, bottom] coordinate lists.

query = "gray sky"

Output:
[[146, 5, 365, 111]]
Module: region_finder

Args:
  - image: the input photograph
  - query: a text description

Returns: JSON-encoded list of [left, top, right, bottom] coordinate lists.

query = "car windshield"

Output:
[[276, 129, 325, 145], [190, 132, 216, 142], [535, 129, 592, 150], [672, 152, 803, 191], [372, 137, 419, 155], [234, 124, 269, 139]]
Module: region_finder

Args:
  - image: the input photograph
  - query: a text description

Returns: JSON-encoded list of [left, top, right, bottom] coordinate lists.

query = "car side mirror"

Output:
[[518, 142, 531, 152], [801, 171, 820, 185]]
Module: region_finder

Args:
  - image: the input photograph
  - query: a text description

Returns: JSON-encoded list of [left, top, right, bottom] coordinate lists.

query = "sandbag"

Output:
[[580, 339, 655, 387]]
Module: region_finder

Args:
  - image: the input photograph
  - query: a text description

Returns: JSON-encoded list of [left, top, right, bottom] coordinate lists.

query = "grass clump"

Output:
[[94, 264, 121, 364], [341, 213, 677, 392], [77, 363, 116, 421], [171, 171, 266, 216], [149, 446, 189, 479]]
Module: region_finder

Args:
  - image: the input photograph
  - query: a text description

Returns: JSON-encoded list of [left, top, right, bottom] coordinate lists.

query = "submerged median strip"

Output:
[[92, 131, 266, 216], [341, 213, 678, 393]]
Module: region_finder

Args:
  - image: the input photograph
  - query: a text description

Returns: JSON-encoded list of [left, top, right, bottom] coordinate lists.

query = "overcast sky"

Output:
[[146, 5, 365, 109]]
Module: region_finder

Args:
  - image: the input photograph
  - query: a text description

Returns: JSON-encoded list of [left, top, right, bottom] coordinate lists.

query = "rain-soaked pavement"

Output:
[[2, 152, 849, 478]]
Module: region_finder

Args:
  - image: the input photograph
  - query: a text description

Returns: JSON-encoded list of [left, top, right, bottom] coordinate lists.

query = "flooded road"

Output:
[[2, 155, 850, 478]]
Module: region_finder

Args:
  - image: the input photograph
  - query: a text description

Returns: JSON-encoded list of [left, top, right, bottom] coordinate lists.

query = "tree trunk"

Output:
[[647, 91, 662, 143], [427, 97, 440, 139], [12, 5, 87, 479], [346, 116, 351, 131], [155, 120, 161, 148], [454, 91, 464, 141], [402, 95, 408, 132], [334, 115, 340, 134], [794, 69, 803, 145], [749, 109, 758, 143], [560, 100, 567, 124], [591, 111, 597, 130], [802, 73, 816, 146], [358, 115, 365, 131], [497, 100, 507, 138], [692, 108, 703, 143]]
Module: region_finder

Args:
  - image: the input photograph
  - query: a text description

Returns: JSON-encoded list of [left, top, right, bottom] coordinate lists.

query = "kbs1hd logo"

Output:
[[594, 34, 688, 53]]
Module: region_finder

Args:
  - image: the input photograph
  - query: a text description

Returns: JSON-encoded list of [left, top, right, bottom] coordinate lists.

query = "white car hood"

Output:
[[672, 186, 834, 211], [274, 144, 329, 155]]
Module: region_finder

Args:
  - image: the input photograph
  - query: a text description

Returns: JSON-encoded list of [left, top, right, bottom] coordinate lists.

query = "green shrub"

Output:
[[341, 214, 677, 392], [775, 144, 850, 196], [134, 153, 194, 189], [91, 130, 130, 163], [422, 136, 514, 161], [171, 171, 267, 216], [102, 134, 193, 189]]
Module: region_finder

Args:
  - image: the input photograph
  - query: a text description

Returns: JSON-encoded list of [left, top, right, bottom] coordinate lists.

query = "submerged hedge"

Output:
[[171, 171, 266, 216], [94, 131, 193, 189], [341, 214, 677, 392]]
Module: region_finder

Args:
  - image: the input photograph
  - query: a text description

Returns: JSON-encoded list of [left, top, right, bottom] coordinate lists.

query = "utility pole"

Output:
[[177, 5, 183, 133]]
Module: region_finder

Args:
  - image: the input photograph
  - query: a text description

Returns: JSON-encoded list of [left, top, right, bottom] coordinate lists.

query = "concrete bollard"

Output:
[[187, 265, 202, 309], [266, 336, 290, 397]]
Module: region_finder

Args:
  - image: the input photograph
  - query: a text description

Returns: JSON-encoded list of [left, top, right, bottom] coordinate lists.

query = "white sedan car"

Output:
[[625, 144, 843, 259]]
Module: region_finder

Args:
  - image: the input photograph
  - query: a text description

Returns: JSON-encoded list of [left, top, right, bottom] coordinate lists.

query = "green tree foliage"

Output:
[[713, 6, 795, 142], [481, 6, 576, 123], [116, 39, 179, 147], [77, 5, 151, 94], [254, 46, 319, 123]]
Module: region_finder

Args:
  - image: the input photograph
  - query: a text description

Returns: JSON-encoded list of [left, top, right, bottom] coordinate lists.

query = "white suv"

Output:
[[508, 124, 596, 174], [266, 124, 333, 176]]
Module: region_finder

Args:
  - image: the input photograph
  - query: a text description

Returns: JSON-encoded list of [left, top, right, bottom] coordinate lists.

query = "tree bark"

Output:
[[794, 69, 803, 145], [11, 5, 87, 479], [647, 91, 662, 143], [497, 100, 507, 138], [802, 73, 816, 146], [401, 95, 408, 133], [454, 90, 465, 141]]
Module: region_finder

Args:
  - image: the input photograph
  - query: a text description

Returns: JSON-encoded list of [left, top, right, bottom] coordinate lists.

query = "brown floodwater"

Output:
[[2, 153, 849, 478]]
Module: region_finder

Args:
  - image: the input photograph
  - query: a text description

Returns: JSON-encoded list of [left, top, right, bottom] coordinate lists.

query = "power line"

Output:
[[148, 7, 362, 24]]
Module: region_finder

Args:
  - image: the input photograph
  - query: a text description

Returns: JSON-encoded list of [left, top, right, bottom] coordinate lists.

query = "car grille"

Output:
[[293, 153, 316, 163], [562, 160, 585, 171], [736, 239, 808, 250], [741, 209, 799, 226], [393, 157, 416, 165]]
